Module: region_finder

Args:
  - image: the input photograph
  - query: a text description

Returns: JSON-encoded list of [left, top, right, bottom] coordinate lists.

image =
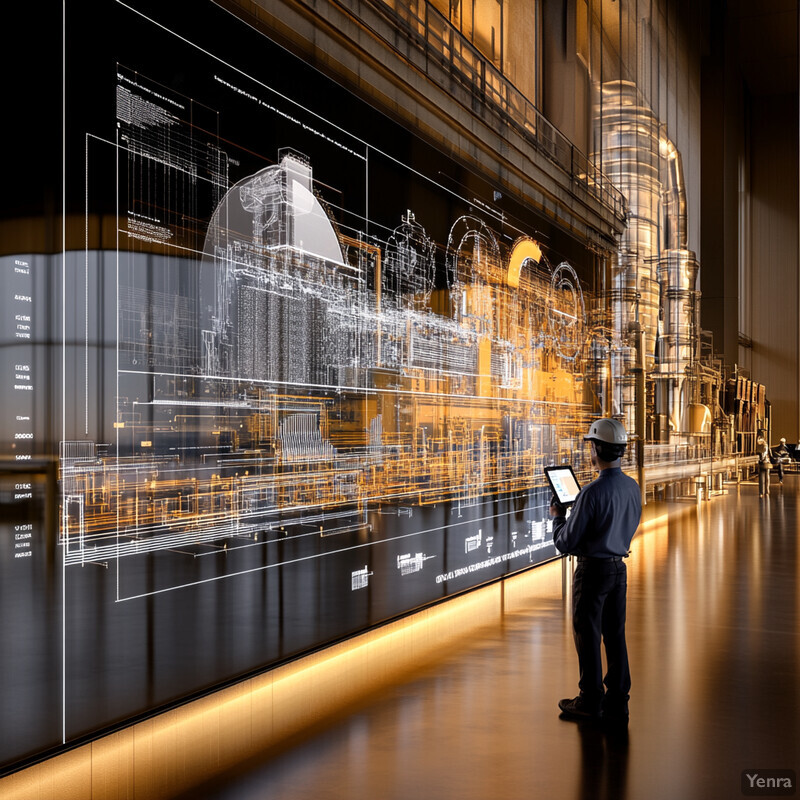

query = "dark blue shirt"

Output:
[[552, 467, 641, 558]]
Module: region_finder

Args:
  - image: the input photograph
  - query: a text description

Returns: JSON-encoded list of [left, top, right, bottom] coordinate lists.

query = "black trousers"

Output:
[[572, 557, 631, 710]]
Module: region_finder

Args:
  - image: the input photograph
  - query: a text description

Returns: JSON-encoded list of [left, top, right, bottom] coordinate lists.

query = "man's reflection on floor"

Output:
[[566, 718, 630, 800]]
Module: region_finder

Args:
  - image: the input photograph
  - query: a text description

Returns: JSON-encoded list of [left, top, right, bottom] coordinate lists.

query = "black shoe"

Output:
[[600, 694, 629, 726], [558, 696, 601, 720]]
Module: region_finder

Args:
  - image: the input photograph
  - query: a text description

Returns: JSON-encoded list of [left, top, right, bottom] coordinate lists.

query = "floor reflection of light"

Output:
[[748, 509, 763, 635]]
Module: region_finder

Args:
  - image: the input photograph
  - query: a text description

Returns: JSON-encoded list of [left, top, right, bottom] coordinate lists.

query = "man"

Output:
[[757, 437, 771, 497], [773, 437, 790, 485], [550, 418, 641, 724]]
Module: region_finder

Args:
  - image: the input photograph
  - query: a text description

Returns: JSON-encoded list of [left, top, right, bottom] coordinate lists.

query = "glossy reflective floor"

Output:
[[177, 479, 800, 800]]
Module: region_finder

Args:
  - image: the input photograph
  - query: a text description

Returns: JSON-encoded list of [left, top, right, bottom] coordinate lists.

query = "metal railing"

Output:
[[351, 0, 626, 219]]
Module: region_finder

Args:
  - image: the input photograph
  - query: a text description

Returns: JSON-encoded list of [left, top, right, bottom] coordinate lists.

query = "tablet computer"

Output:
[[544, 465, 582, 506]]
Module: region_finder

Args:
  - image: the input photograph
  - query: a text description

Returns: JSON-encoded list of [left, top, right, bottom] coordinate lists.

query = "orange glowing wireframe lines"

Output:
[[507, 237, 542, 288], [62, 152, 598, 563]]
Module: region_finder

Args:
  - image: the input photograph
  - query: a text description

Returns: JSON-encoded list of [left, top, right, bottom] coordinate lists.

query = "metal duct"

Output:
[[658, 131, 700, 434], [596, 80, 703, 440], [661, 138, 688, 252], [656, 249, 699, 432], [595, 81, 662, 431]]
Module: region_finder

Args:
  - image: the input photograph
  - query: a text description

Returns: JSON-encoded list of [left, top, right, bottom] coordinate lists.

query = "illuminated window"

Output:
[[384, 0, 539, 108], [473, 0, 502, 68], [430, 0, 502, 69]]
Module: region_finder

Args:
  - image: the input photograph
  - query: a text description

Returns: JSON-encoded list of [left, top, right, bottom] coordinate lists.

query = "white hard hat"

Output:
[[781, 438, 787, 443], [584, 418, 628, 445]]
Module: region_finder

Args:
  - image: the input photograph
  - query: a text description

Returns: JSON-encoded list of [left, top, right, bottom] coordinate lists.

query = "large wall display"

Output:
[[0, 0, 601, 772]]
